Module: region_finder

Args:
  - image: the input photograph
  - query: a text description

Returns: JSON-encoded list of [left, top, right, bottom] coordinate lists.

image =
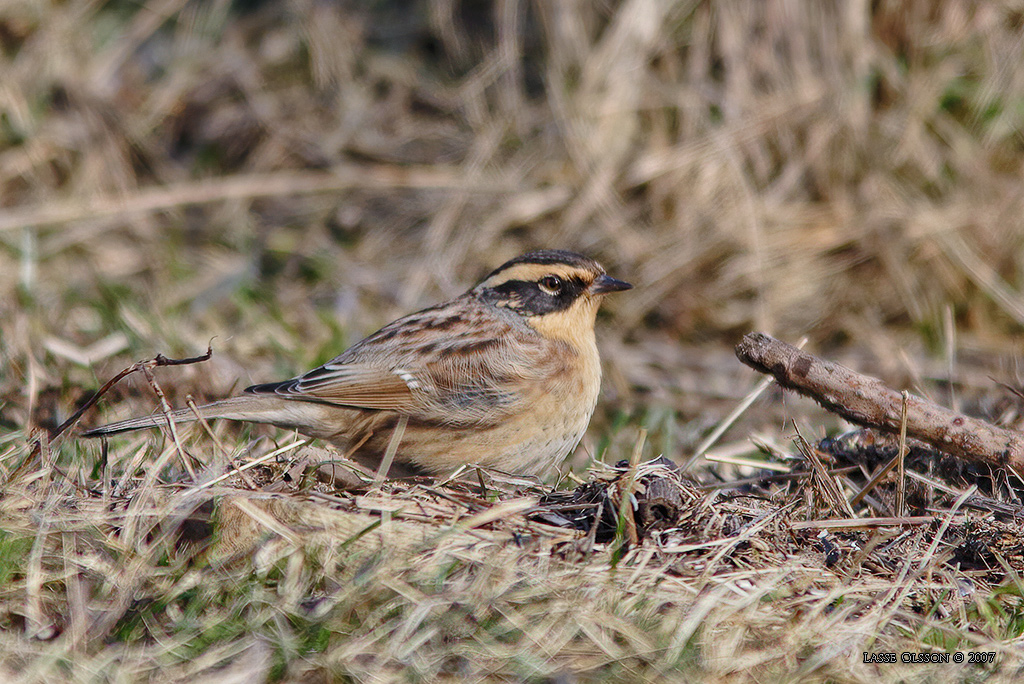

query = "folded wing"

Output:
[[246, 363, 422, 412]]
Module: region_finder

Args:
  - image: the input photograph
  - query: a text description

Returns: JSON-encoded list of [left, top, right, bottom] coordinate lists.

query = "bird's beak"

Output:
[[589, 274, 633, 294]]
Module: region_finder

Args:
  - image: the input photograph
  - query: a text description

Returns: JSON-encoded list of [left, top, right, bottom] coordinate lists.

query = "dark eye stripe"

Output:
[[482, 277, 587, 316]]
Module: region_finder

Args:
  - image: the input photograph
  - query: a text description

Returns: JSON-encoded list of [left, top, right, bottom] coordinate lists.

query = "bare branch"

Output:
[[735, 332, 1024, 477], [51, 346, 214, 441]]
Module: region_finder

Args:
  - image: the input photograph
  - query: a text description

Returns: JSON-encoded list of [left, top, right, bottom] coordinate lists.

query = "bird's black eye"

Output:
[[538, 275, 563, 295]]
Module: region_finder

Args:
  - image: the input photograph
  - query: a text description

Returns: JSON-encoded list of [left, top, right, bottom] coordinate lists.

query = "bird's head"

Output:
[[474, 249, 632, 343]]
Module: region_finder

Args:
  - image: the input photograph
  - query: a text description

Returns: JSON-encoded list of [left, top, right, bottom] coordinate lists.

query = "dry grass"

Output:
[[3, 430, 1024, 682], [4, 0, 1024, 681]]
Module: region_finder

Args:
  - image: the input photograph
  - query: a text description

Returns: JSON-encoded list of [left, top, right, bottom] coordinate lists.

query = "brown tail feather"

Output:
[[81, 396, 341, 439]]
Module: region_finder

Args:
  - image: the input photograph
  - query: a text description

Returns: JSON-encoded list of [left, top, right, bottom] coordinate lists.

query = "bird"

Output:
[[83, 250, 632, 478]]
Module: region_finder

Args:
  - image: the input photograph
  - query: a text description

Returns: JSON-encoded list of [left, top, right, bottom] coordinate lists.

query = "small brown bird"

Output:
[[84, 250, 631, 477]]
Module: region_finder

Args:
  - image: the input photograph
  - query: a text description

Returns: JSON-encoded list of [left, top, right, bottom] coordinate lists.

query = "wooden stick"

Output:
[[735, 332, 1024, 476], [790, 516, 942, 530], [54, 346, 214, 440]]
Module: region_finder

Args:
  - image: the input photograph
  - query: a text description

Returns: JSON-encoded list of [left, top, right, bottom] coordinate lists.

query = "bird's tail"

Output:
[[81, 396, 332, 438]]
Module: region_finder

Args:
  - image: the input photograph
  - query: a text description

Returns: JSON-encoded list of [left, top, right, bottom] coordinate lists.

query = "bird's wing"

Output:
[[245, 363, 421, 412], [246, 297, 550, 424], [246, 338, 547, 425]]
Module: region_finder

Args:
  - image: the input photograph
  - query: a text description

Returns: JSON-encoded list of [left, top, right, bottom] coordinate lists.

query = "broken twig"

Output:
[[735, 332, 1024, 477], [53, 346, 214, 441]]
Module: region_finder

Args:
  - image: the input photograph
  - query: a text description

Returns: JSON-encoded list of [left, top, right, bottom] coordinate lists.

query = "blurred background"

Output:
[[4, 0, 1024, 465]]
